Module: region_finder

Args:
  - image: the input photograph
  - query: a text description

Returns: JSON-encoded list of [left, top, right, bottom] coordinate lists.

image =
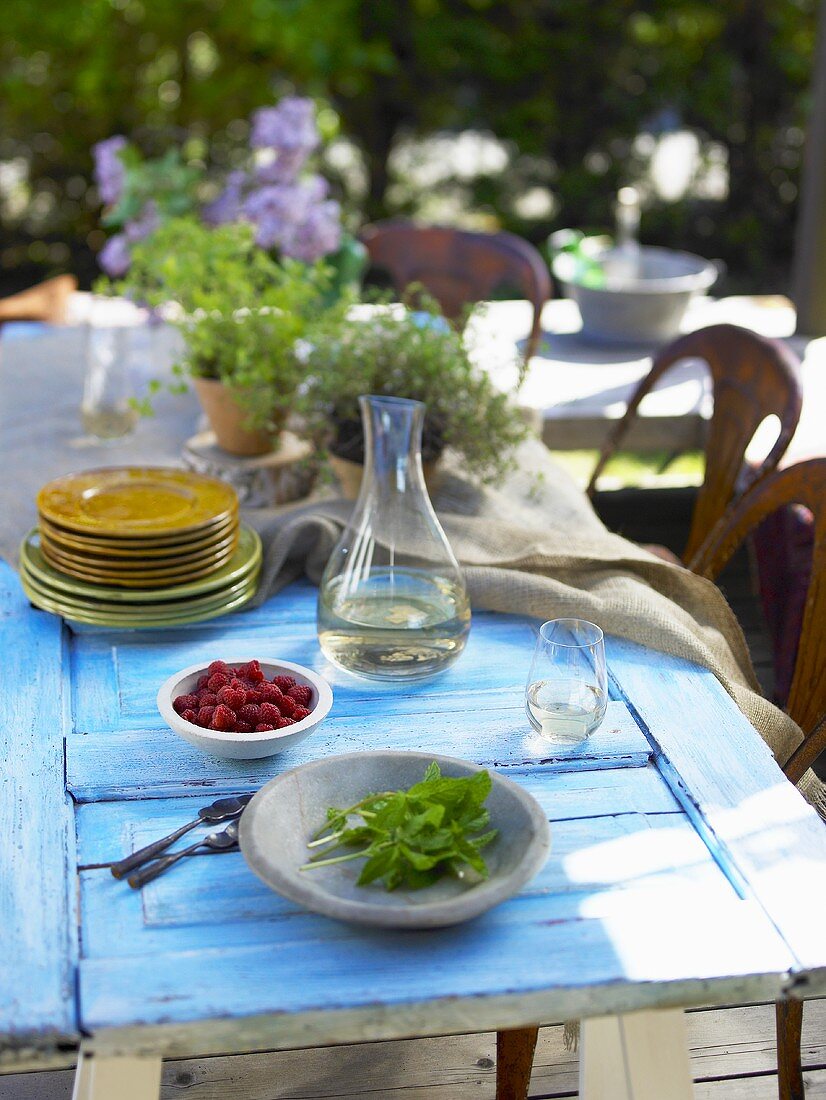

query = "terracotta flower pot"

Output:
[[193, 377, 283, 457]]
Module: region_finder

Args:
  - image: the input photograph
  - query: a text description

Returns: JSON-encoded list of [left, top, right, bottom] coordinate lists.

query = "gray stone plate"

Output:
[[239, 750, 551, 929]]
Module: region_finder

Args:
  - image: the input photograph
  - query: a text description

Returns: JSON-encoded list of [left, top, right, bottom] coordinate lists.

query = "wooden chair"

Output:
[[0, 274, 77, 327], [360, 221, 552, 365], [586, 324, 803, 564], [691, 457, 826, 1100]]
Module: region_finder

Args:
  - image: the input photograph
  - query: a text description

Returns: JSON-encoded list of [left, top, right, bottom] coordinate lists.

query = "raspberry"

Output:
[[208, 660, 229, 676], [239, 659, 265, 683], [209, 704, 236, 731], [181, 708, 199, 724], [255, 723, 275, 732], [244, 687, 264, 705], [258, 682, 283, 704], [292, 706, 310, 721], [237, 703, 262, 725], [217, 684, 246, 711], [198, 691, 218, 707], [277, 694, 296, 717], [272, 675, 296, 692], [207, 672, 230, 693], [196, 706, 215, 727], [235, 721, 252, 733], [259, 701, 282, 724], [195, 674, 210, 692], [288, 684, 312, 706], [173, 693, 200, 715], [276, 716, 295, 728]]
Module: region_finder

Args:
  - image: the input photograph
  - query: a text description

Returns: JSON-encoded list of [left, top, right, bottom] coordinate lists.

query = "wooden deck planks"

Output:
[[2, 1001, 824, 1099]]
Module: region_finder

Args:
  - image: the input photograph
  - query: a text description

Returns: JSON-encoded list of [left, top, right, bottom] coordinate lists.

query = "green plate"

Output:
[[20, 525, 262, 604], [20, 570, 260, 628], [20, 563, 258, 618]]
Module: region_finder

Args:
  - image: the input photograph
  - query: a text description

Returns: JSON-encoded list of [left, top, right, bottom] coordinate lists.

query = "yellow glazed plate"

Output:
[[20, 526, 262, 603], [37, 515, 238, 558], [39, 542, 236, 588], [38, 467, 238, 537], [20, 571, 259, 629], [40, 531, 238, 577]]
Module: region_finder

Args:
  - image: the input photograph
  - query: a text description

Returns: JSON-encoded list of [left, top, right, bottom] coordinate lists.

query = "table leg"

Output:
[[580, 1008, 694, 1100], [496, 1026, 540, 1099], [72, 1046, 162, 1100]]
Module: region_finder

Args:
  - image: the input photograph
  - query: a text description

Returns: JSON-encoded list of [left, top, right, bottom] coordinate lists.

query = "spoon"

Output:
[[128, 821, 241, 889], [110, 795, 251, 879]]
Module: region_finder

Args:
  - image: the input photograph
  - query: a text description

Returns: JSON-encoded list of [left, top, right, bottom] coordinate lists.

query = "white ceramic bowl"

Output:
[[157, 657, 333, 760]]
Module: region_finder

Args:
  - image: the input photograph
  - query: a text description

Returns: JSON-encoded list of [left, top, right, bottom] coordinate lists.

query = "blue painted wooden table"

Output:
[[3, 560, 826, 1098]]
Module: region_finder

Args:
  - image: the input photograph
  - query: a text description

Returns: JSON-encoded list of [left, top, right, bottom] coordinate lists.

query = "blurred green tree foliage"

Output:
[[0, 0, 817, 292]]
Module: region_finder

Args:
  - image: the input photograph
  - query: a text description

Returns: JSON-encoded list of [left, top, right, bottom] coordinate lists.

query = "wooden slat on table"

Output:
[[608, 636, 826, 992], [65, 592, 650, 802], [75, 764, 795, 1052], [0, 564, 78, 1056]]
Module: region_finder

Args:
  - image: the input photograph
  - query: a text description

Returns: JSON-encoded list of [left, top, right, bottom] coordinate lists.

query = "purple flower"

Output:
[[202, 170, 247, 226], [243, 184, 297, 250], [93, 136, 127, 206], [250, 97, 319, 155], [124, 200, 160, 242], [254, 147, 310, 186], [281, 200, 342, 263], [98, 233, 131, 277], [243, 176, 339, 256]]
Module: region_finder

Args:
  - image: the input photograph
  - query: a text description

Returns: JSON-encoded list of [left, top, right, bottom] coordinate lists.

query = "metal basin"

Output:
[[553, 244, 719, 345]]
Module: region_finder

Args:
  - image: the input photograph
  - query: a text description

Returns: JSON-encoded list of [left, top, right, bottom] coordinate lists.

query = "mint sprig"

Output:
[[301, 762, 498, 891]]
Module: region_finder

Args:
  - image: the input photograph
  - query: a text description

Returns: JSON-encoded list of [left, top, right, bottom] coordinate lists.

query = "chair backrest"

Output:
[[690, 459, 826, 779], [359, 222, 552, 364], [586, 324, 803, 563]]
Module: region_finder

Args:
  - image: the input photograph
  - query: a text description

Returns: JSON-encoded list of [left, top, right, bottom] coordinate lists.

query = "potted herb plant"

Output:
[[304, 301, 528, 495], [117, 217, 351, 455]]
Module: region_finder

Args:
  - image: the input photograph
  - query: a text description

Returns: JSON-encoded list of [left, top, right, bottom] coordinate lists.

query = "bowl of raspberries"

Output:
[[157, 657, 333, 759]]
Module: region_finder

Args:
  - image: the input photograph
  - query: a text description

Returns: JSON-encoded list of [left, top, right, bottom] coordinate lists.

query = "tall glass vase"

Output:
[[318, 395, 471, 680]]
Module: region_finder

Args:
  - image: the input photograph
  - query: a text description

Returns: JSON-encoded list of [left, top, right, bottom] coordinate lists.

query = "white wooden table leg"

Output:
[[580, 1008, 694, 1100], [72, 1045, 162, 1100]]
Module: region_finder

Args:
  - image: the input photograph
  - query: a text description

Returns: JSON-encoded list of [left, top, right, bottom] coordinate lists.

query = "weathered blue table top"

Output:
[[3, 560, 826, 1066]]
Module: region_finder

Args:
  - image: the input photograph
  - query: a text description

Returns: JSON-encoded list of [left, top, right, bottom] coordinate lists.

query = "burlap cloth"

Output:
[[243, 439, 825, 814]]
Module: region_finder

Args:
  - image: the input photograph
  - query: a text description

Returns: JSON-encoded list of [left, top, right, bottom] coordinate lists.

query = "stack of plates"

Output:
[[22, 467, 262, 628]]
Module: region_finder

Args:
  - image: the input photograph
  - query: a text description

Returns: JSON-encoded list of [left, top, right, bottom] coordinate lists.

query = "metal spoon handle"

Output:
[[127, 837, 205, 889], [111, 819, 199, 879]]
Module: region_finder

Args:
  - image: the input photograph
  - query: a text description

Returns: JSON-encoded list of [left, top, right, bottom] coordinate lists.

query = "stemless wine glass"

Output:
[[81, 296, 145, 442], [525, 618, 608, 743]]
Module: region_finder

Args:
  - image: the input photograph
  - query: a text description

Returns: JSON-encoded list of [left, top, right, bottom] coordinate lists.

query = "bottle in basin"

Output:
[[318, 395, 470, 680]]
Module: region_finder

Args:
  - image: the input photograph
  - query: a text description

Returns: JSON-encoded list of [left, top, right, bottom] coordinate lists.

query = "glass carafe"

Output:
[[318, 395, 471, 680]]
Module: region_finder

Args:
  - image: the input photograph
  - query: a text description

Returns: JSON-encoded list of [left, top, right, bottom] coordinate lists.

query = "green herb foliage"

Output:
[[301, 762, 498, 891], [303, 295, 528, 484], [109, 217, 354, 432]]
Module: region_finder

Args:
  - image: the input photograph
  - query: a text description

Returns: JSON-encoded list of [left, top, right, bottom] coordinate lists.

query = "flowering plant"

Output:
[[113, 217, 354, 434], [93, 97, 350, 280]]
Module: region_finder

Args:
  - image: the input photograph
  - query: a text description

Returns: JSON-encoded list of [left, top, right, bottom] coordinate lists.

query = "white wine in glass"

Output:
[[525, 619, 607, 744]]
